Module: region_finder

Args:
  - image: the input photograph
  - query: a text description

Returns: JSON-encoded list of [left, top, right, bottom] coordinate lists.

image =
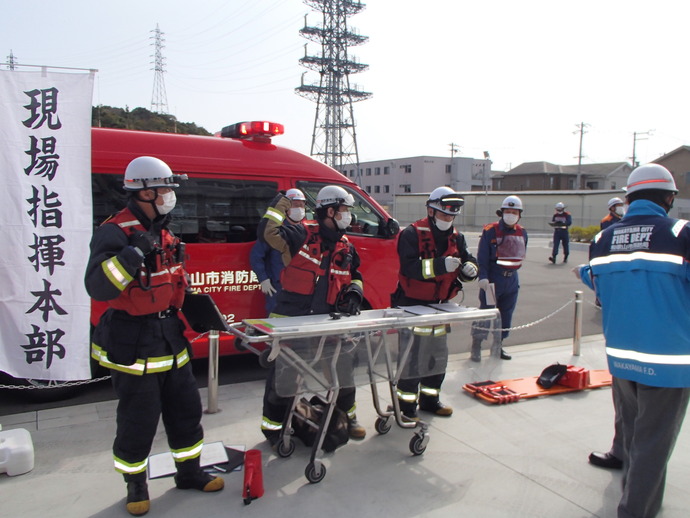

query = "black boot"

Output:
[[419, 395, 453, 416], [563, 255, 568, 264], [175, 457, 225, 492], [124, 473, 150, 516], [470, 337, 482, 362]]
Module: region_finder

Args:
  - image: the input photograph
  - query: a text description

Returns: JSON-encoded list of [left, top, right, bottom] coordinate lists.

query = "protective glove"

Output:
[[129, 231, 157, 258], [260, 279, 277, 296], [478, 278, 490, 292], [461, 262, 478, 279], [444, 256, 461, 272], [341, 293, 362, 316]]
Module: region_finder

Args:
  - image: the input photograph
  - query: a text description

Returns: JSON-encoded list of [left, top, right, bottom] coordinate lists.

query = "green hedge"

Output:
[[570, 225, 600, 242]]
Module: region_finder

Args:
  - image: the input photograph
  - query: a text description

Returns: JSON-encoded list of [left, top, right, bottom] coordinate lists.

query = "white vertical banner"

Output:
[[0, 70, 94, 381]]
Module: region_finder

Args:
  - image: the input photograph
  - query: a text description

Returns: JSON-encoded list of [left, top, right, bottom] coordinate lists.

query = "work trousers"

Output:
[[552, 230, 569, 258], [614, 377, 690, 518], [112, 362, 204, 473], [397, 328, 448, 410], [473, 273, 519, 341]]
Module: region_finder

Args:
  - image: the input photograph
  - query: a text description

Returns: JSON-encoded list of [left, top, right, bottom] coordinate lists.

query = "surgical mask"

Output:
[[157, 190, 176, 215], [503, 213, 519, 226], [288, 207, 305, 222], [434, 218, 454, 232], [335, 210, 352, 230], [614, 206, 625, 217]]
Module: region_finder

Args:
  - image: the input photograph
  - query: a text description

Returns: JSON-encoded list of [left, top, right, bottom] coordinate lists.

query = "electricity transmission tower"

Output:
[[150, 24, 169, 114], [6, 49, 18, 70], [296, 0, 371, 180]]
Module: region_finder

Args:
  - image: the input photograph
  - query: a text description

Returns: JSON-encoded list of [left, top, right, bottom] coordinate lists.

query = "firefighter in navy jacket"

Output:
[[258, 185, 367, 445], [576, 164, 690, 518], [391, 187, 478, 419], [85, 157, 223, 516], [471, 195, 527, 361], [549, 201, 571, 263], [600, 196, 625, 230]]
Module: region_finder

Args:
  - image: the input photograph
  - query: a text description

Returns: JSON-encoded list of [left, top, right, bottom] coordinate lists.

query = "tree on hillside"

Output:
[[91, 105, 211, 135]]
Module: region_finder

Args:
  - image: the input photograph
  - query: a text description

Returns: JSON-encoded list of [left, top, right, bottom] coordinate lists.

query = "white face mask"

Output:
[[157, 190, 176, 215], [287, 207, 305, 222], [335, 210, 352, 230], [614, 206, 625, 217], [503, 213, 519, 227], [434, 218, 454, 231]]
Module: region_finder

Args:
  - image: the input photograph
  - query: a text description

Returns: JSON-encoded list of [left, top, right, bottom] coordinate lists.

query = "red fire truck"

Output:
[[91, 122, 401, 359]]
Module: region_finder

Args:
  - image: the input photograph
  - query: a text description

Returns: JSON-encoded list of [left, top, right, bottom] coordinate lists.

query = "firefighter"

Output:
[[259, 185, 367, 446], [85, 156, 223, 516], [471, 195, 528, 361], [249, 188, 306, 315], [548, 201, 572, 263], [575, 164, 690, 516], [391, 186, 478, 419], [600, 196, 624, 230]]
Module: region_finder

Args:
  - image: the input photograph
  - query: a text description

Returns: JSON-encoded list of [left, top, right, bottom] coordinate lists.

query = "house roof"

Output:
[[504, 161, 629, 177], [652, 145, 690, 164]]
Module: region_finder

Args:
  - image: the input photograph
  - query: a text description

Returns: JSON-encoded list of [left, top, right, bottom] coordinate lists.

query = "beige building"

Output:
[[492, 162, 631, 191]]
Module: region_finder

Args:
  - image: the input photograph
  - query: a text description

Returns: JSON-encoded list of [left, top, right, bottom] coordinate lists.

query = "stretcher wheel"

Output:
[[305, 461, 326, 483], [276, 439, 295, 458], [258, 349, 272, 369], [374, 416, 391, 435], [235, 339, 248, 352], [409, 434, 427, 456]]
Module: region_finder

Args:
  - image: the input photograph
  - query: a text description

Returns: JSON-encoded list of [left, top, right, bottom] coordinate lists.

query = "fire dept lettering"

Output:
[[189, 269, 260, 293], [610, 225, 653, 252]]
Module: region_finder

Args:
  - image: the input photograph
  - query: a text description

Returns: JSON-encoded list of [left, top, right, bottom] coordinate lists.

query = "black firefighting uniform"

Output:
[[258, 208, 363, 441], [391, 217, 477, 414], [85, 201, 204, 480]]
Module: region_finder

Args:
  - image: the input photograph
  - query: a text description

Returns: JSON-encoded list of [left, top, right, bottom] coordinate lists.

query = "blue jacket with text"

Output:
[[579, 199, 690, 388]]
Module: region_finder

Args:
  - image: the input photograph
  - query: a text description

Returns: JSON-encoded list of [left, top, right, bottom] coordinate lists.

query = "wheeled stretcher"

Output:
[[228, 304, 501, 483]]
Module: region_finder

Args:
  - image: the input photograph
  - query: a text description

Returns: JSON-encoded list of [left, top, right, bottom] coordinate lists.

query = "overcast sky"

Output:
[[3, 0, 688, 171]]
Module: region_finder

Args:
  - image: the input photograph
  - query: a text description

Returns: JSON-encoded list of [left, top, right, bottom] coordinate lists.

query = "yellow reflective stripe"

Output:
[[114, 455, 148, 474], [351, 279, 363, 289], [145, 355, 175, 373], [413, 326, 433, 336], [433, 325, 447, 337], [263, 207, 285, 224], [420, 385, 440, 396], [171, 439, 203, 462], [261, 417, 283, 431], [102, 256, 133, 291], [396, 389, 418, 402], [345, 404, 356, 419], [176, 349, 190, 368], [91, 343, 146, 375], [421, 258, 435, 279]]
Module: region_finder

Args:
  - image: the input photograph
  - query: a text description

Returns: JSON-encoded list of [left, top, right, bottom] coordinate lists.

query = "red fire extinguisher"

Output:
[[243, 449, 264, 504]]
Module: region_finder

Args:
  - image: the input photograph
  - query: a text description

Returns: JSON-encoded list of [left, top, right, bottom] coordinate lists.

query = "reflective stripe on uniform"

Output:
[[412, 325, 447, 337], [590, 251, 683, 268], [396, 389, 418, 402], [420, 385, 440, 397], [606, 346, 690, 366], [102, 256, 133, 292], [114, 455, 148, 475], [345, 404, 356, 420], [421, 258, 435, 279], [91, 343, 187, 376], [171, 439, 203, 462], [261, 417, 283, 431], [263, 207, 285, 225], [297, 247, 321, 266]]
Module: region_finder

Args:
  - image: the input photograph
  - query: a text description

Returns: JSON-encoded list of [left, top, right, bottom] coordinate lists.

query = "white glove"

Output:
[[444, 256, 461, 272], [461, 262, 478, 279], [478, 278, 490, 292], [260, 279, 277, 296]]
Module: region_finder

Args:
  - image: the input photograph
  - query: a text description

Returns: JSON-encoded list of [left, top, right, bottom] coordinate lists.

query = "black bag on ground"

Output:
[[537, 363, 568, 389], [291, 396, 349, 452]]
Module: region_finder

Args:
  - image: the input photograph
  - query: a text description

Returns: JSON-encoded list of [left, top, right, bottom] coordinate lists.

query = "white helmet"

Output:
[[555, 202, 565, 211], [607, 197, 624, 209], [315, 185, 354, 209], [500, 195, 523, 212], [626, 164, 678, 195], [427, 186, 464, 215], [123, 156, 187, 191], [286, 188, 306, 202]]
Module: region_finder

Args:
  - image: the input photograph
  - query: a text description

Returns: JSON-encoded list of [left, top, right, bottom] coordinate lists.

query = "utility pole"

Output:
[[6, 49, 17, 70], [631, 130, 653, 169], [449, 143, 460, 190], [296, 0, 371, 182], [574, 122, 589, 189], [150, 24, 169, 114]]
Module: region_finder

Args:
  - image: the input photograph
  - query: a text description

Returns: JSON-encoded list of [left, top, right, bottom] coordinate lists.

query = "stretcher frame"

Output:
[[228, 305, 501, 483]]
